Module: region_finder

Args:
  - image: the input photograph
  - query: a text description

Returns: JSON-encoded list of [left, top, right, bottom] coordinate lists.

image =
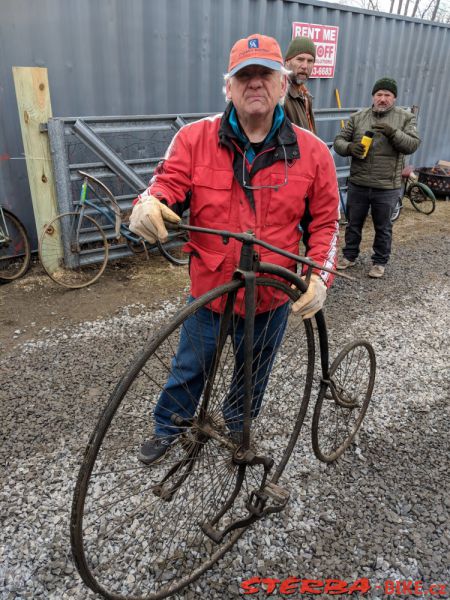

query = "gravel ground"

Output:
[[1, 222, 449, 599]]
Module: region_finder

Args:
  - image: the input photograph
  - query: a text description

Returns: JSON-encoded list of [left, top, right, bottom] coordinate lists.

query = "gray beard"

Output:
[[373, 103, 392, 114], [293, 75, 307, 85]]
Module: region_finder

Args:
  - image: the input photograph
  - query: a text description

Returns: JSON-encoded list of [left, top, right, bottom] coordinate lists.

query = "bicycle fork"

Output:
[[153, 238, 291, 542], [200, 239, 290, 543]]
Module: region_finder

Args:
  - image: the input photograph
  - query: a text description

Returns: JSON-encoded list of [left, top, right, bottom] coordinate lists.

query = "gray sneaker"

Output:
[[337, 257, 356, 270], [138, 435, 174, 465], [368, 264, 385, 278]]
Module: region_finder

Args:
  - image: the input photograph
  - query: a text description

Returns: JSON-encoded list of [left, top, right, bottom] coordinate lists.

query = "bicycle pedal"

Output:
[[263, 482, 290, 506], [247, 482, 290, 517]]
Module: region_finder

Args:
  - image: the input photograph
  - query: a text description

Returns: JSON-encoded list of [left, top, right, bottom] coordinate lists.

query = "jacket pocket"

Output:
[[185, 240, 226, 272], [191, 166, 233, 223], [265, 174, 309, 225]]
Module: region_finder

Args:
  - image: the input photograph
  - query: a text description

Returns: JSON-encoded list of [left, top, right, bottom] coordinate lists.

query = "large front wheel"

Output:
[[71, 277, 315, 599], [312, 340, 375, 463]]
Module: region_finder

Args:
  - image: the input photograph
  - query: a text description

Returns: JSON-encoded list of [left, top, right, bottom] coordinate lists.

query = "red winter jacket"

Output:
[[142, 105, 339, 314]]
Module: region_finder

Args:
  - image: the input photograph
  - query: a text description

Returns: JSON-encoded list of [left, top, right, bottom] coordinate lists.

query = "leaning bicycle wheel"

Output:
[[71, 277, 315, 599], [408, 182, 436, 215], [312, 340, 375, 463], [0, 209, 31, 282], [39, 212, 108, 288]]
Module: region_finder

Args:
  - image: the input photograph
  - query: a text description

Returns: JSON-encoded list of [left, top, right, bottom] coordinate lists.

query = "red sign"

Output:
[[291, 22, 339, 78]]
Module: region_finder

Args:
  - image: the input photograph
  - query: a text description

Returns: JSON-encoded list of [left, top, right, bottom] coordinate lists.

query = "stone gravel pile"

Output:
[[1, 232, 449, 599]]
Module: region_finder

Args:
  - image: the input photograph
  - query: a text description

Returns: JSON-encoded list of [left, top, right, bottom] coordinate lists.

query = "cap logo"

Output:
[[248, 38, 259, 49]]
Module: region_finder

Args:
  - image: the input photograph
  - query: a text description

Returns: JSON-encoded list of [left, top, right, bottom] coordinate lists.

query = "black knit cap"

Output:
[[372, 77, 398, 97]]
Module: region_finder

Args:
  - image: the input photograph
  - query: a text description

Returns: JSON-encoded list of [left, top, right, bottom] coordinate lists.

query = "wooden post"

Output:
[[13, 67, 61, 266]]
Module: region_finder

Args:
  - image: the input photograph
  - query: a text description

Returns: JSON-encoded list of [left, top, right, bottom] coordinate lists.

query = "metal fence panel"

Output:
[[1, 0, 449, 247], [45, 109, 355, 262]]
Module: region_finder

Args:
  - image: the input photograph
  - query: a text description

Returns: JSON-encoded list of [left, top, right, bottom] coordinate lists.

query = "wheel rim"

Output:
[[409, 185, 435, 215], [0, 211, 30, 281], [390, 200, 402, 223], [71, 279, 314, 599], [312, 340, 375, 463], [39, 212, 108, 288]]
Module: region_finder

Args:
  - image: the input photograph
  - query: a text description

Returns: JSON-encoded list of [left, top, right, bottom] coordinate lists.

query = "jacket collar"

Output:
[[287, 82, 313, 100], [219, 102, 299, 160]]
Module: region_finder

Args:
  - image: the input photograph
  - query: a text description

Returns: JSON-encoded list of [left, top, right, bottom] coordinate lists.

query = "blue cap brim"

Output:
[[229, 58, 282, 77]]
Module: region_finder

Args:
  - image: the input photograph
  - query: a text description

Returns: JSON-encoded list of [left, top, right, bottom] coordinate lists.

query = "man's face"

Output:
[[372, 90, 396, 112], [285, 52, 315, 84], [226, 65, 286, 121]]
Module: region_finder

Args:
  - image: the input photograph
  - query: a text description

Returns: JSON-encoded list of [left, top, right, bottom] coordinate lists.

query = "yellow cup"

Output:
[[360, 131, 374, 158]]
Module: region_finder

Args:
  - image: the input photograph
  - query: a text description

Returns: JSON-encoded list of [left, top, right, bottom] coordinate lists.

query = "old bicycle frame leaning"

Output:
[[71, 222, 376, 600], [39, 171, 189, 288], [391, 167, 436, 222], [0, 204, 31, 283]]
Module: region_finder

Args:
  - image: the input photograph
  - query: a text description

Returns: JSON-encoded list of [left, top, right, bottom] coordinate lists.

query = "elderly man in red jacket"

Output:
[[130, 33, 339, 464]]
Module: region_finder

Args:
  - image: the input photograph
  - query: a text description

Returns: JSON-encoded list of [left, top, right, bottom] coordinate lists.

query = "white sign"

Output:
[[291, 22, 339, 78]]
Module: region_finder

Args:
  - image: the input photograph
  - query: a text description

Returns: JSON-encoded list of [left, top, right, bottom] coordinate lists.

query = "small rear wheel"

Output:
[[312, 340, 376, 463], [0, 209, 31, 282], [407, 182, 436, 215], [39, 212, 108, 288]]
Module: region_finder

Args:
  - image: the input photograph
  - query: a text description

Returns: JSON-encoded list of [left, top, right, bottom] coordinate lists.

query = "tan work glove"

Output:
[[129, 195, 181, 243], [292, 273, 327, 320]]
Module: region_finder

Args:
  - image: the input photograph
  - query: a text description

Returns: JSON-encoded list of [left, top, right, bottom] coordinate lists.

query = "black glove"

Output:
[[373, 123, 396, 138], [348, 142, 366, 159]]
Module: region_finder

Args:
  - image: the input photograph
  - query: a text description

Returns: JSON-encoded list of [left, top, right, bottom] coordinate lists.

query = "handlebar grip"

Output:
[[164, 220, 181, 231]]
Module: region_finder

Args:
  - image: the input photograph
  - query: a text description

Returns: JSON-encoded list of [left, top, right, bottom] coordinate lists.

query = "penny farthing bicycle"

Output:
[[71, 224, 376, 600]]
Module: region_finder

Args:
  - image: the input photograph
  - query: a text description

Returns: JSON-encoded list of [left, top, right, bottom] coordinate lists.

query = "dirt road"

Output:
[[1, 203, 448, 351]]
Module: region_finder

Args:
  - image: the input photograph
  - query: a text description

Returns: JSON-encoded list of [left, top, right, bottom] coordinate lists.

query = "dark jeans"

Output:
[[154, 300, 289, 437], [343, 183, 400, 265]]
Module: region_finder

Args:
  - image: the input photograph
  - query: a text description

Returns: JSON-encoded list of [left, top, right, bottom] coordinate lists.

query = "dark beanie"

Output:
[[285, 36, 316, 60], [372, 77, 397, 97]]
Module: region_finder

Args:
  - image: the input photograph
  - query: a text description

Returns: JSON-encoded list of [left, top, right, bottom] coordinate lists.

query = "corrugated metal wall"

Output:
[[1, 0, 449, 244]]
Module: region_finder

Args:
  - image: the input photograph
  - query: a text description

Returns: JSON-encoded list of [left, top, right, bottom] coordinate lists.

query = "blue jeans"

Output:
[[154, 300, 289, 437], [344, 183, 400, 265]]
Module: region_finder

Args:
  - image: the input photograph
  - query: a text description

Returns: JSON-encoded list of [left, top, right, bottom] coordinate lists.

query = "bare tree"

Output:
[[431, 0, 441, 18], [411, 0, 421, 17], [339, 0, 450, 21]]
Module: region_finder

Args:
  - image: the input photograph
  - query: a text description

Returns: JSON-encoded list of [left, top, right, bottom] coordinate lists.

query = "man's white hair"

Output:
[[222, 66, 290, 102]]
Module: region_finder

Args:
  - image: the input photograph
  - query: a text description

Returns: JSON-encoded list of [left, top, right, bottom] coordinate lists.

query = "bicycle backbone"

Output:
[[71, 224, 376, 600]]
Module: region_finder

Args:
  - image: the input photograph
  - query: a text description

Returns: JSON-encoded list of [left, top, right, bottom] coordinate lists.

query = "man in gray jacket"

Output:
[[334, 77, 421, 278]]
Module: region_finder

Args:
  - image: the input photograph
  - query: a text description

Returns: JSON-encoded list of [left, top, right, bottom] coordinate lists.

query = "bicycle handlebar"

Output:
[[167, 221, 353, 281]]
